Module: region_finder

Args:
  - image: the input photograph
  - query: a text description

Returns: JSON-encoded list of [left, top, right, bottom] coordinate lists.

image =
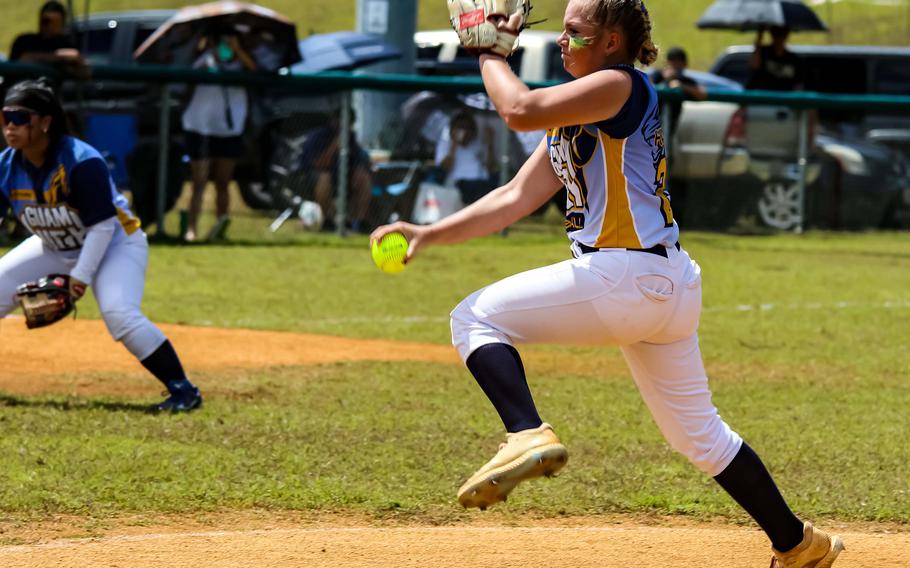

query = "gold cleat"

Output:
[[770, 522, 845, 568], [457, 423, 568, 510]]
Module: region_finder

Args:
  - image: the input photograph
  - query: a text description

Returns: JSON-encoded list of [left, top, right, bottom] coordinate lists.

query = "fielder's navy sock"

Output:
[[140, 340, 195, 392], [714, 442, 805, 552], [465, 343, 543, 433]]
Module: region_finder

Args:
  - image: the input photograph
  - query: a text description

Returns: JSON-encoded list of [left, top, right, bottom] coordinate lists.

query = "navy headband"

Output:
[[3, 84, 58, 116]]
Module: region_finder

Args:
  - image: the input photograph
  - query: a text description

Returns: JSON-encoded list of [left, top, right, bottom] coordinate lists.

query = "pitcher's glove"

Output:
[[447, 0, 531, 57], [16, 274, 76, 329]]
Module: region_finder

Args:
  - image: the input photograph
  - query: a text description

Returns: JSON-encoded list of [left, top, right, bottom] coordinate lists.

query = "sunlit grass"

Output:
[[0, 228, 907, 524]]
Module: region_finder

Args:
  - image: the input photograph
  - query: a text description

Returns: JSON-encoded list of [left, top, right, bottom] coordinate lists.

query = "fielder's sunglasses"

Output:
[[1, 110, 34, 126]]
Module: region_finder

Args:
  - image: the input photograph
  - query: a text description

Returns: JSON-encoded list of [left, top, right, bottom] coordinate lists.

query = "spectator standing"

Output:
[[748, 26, 804, 91], [297, 112, 373, 233], [9, 1, 86, 76], [649, 47, 707, 137], [181, 29, 257, 242], [434, 110, 498, 205]]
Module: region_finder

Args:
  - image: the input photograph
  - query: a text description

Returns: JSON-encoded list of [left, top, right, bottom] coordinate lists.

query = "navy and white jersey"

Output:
[[0, 135, 140, 252], [546, 65, 679, 250]]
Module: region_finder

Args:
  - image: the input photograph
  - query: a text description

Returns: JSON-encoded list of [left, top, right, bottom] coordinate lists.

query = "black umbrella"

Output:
[[133, 1, 302, 68], [697, 0, 829, 32]]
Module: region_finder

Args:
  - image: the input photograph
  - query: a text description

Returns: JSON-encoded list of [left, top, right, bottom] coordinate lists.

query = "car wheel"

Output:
[[757, 179, 803, 230]]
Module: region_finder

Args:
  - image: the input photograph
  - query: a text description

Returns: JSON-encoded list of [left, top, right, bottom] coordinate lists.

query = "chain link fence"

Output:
[[2, 61, 910, 243]]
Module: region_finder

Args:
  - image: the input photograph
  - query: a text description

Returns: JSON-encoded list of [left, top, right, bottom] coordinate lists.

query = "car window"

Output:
[[416, 44, 522, 77], [873, 58, 910, 95], [414, 41, 456, 76], [73, 27, 115, 63], [416, 49, 477, 76], [804, 56, 867, 94], [546, 44, 572, 83], [799, 56, 868, 123], [133, 27, 158, 52], [452, 45, 473, 63], [416, 43, 442, 62], [450, 46, 522, 74], [712, 54, 750, 86]]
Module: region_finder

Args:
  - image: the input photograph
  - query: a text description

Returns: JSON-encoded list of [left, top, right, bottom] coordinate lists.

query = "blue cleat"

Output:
[[150, 382, 203, 414]]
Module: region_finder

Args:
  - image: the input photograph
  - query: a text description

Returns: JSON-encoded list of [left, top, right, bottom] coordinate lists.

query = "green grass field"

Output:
[[2, 0, 909, 70], [1, 211, 909, 531]]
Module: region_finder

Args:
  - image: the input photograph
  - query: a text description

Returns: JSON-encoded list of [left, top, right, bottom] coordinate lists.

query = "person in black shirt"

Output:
[[748, 26, 804, 91], [9, 1, 85, 73], [649, 47, 707, 137]]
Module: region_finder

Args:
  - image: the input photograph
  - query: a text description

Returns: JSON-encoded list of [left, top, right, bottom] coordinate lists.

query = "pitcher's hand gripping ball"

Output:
[[371, 233, 409, 274]]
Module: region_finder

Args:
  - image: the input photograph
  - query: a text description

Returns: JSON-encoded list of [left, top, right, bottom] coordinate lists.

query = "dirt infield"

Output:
[[1, 512, 909, 567], [0, 317, 624, 397], [1, 318, 908, 566], [0, 317, 460, 397]]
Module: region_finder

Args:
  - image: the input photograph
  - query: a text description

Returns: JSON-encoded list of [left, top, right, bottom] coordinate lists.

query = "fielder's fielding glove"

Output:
[[16, 274, 76, 329], [447, 0, 531, 57]]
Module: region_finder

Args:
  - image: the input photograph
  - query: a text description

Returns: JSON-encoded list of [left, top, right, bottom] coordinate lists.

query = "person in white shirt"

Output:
[[181, 30, 257, 242], [434, 110, 498, 204]]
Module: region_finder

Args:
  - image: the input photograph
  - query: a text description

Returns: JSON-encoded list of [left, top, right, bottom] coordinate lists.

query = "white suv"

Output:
[[414, 30, 571, 83]]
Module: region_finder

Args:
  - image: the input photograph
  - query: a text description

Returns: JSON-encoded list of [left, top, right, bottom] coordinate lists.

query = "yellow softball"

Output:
[[371, 232, 408, 274]]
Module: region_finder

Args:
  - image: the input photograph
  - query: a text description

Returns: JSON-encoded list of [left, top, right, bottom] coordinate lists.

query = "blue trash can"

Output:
[[83, 113, 138, 189]]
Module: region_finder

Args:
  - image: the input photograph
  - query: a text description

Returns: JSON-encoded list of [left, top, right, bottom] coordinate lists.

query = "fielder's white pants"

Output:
[[450, 245, 743, 476], [0, 232, 167, 361]]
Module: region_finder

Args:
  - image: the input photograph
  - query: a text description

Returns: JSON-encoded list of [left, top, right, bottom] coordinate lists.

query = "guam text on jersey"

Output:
[[0, 135, 140, 252]]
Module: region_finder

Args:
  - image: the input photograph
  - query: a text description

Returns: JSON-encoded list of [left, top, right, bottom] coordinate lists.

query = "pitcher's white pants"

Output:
[[0, 232, 167, 361], [450, 245, 742, 476]]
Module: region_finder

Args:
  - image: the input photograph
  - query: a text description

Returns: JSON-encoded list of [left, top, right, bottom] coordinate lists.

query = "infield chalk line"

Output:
[[272, 300, 910, 325], [709, 300, 910, 313], [0, 525, 764, 552], [2, 524, 902, 553], [4, 300, 909, 328]]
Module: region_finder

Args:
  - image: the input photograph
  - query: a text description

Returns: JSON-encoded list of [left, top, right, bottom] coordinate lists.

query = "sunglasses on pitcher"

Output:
[[1, 110, 34, 126]]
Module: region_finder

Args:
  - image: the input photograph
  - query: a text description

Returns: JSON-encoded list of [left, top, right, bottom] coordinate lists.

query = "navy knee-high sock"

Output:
[[140, 340, 195, 392], [714, 442, 805, 552], [465, 343, 542, 433]]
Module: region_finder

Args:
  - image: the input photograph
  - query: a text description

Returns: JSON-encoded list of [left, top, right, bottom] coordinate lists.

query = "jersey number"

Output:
[[654, 156, 673, 227]]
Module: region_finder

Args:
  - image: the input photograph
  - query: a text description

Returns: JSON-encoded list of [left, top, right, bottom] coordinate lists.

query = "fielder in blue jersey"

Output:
[[0, 79, 202, 412]]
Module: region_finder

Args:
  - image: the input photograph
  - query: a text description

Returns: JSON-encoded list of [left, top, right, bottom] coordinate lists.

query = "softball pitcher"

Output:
[[371, 1, 843, 565], [0, 79, 202, 413]]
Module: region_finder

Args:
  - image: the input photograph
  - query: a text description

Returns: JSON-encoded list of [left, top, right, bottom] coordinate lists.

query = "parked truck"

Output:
[[674, 45, 910, 230]]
